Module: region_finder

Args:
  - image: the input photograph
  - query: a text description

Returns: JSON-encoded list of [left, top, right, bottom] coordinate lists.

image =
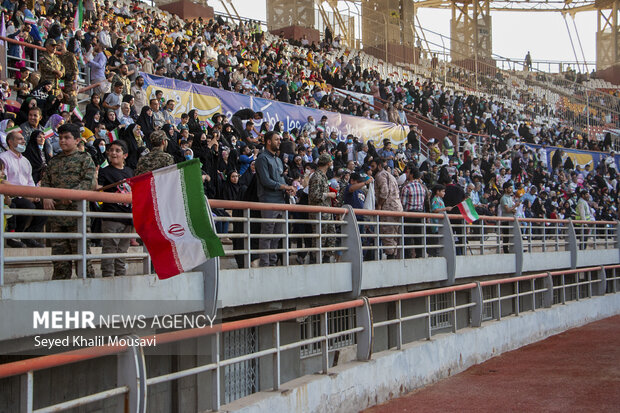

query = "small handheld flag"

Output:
[[58, 79, 65, 89], [72, 106, 84, 120], [107, 129, 119, 142], [205, 118, 215, 128], [43, 127, 54, 140], [24, 17, 38, 26], [60, 104, 71, 112], [457, 198, 480, 224]]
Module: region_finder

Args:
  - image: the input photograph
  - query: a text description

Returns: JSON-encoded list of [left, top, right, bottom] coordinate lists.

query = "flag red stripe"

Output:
[[457, 202, 474, 224], [131, 173, 182, 279]]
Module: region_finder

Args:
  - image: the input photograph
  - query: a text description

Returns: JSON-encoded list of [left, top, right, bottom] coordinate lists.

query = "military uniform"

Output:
[[111, 73, 131, 96], [39, 50, 65, 96], [308, 169, 336, 260], [60, 52, 78, 83], [135, 148, 174, 176], [41, 150, 96, 279]]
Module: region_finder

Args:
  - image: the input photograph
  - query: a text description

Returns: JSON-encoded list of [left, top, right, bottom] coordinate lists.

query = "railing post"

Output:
[[19, 371, 33, 413], [567, 221, 578, 269], [210, 332, 221, 411], [513, 218, 523, 276], [283, 210, 289, 266], [616, 222, 620, 263], [0, 194, 4, 286], [117, 335, 147, 413], [543, 272, 554, 308], [356, 297, 373, 361], [33, 49, 38, 72], [441, 212, 456, 285], [342, 205, 362, 298], [470, 282, 483, 327], [77, 199, 88, 279], [243, 208, 251, 268], [321, 312, 329, 373], [272, 322, 281, 390], [595, 267, 607, 296]]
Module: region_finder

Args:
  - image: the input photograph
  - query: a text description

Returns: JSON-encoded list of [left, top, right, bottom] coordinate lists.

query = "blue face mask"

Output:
[[99, 145, 106, 153], [38, 144, 44, 151], [98, 130, 106, 138], [185, 154, 193, 161]]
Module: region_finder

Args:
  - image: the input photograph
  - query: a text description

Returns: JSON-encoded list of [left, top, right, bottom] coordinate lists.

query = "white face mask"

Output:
[[16, 144, 26, 153]]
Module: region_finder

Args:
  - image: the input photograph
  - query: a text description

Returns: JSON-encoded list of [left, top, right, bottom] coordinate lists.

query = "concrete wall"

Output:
[[223, 294, 620, 413]]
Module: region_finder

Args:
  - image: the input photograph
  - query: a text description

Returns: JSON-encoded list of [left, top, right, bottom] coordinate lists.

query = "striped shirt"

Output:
[[400, 180, 426, 212]]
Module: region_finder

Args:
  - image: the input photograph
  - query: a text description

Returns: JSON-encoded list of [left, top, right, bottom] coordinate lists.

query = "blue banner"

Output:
[[526, 144, 618, 171], [140, 73, 409, 145]]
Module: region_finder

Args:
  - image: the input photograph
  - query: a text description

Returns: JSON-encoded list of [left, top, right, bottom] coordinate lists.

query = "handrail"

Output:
[[0, 263, 615, 381], [0, 35, 46, 52], [0, 184, 616, 225], [0, 298, 366, 380]]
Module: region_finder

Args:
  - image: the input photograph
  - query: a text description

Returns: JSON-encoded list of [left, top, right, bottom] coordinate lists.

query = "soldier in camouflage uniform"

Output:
[[134, 130, 174, 175], [42, 124, 96, 279], [308, 153, 337, 263], [58, 41, 78, 85], [39, 38, 65, 97]]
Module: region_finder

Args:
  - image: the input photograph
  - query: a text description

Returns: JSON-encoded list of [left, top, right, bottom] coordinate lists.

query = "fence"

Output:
[[0, 184, 617, 286], [0, 263, 618, 412]]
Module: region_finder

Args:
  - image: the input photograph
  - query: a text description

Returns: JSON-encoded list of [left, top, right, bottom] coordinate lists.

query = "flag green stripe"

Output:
[[179, 159, 225, 259]]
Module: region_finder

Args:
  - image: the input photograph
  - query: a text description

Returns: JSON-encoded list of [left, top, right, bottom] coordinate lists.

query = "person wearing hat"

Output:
[[308, 153, 337, 263], [39, 38, 65, 97], [134, 130, 173, 175]]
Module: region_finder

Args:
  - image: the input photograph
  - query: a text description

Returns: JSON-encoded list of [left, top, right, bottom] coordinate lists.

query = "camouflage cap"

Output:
[[317, 153, 332, 166], [150, 130, 168, 146]]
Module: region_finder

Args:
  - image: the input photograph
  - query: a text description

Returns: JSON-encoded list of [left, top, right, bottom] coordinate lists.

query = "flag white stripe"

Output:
[[152, 168, 208, 273]]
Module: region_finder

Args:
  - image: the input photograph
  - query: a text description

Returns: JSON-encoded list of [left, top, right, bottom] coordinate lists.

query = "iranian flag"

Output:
[[73, 0, 84, 31], [60, 103, 71, 112], [107, 128, 119, 142], [457, 198, 480, 224], [72, 106, 84, 120], [24, 17, 38, 26], [43, 127, 54, 139], [205, 118, 215, 128], [129, 159, 225, 279]]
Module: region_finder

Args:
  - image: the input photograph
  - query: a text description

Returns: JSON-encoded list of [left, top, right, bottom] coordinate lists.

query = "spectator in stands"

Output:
[[23, 130, 51, 184], [255, 131, 296, 267], [0, 130, 46, 247], [98, 140, 134, 277], [575, 189, 593, 249], [39, 38, 64, 97], [499, 182, 518, 253], [400, 165, 427, 258], [308, 153, 337, 263], [41, 123, 96, 279], [429, 184, 448, 257], [134, 130, 173, 175], [371, 157, 402, 259], [19, 106, 43, 142]]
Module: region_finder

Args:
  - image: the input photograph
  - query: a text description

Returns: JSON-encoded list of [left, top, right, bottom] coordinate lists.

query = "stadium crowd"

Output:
[[0, 0, 617, 271]]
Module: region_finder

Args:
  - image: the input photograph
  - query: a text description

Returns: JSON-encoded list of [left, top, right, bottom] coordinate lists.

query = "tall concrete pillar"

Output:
[[361, 0, 416, 64]]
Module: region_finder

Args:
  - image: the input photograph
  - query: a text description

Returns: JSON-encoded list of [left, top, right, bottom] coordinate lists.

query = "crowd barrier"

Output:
[[0, 264, 618, 412], [0, 184, 617, 287]]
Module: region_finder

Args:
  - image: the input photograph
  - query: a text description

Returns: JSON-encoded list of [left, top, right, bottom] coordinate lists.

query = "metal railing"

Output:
[[0, 184, 617, 286], [0, 264, 617, 412]]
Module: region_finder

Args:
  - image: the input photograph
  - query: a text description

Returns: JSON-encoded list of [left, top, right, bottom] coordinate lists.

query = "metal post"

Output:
[[471, 282, 483, 327], [117, 335, 147, 413], [543, 272, 553, 308], [513, 218, 523, 276], [395, 299, 402, 350], [284, 210, 289, 266], [77, 199, 88, 278], [595, 268, 607, 296], [425, 296, 432, 340], [321, 312, 329, 373], [342, 205, 362, 298], [568, 221, 578, 269], [33, 49, 38, 72], [356, 297, 373, 360], [441, 212, 456, 285], [244, 208, 251, 268], [20, 371, 33, 413], [211, 332, 221, 411], [272, 322, 280, 390]]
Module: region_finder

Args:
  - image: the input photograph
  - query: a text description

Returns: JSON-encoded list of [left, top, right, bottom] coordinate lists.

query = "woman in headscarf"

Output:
[[24, 130, 51, 184], [0, 119, 15, 151], [187, 109, 203, 139], [162, 123, 184, 163], [136, 106, 155, 147], [85, 94, 103, 120], [43, 114, 65, 155], [15, 96, 37, 125], [103, 110, 120, 132], [121, 124, 146, 170]]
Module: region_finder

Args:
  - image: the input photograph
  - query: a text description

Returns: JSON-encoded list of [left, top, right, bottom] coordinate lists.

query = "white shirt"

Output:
[[0, 150, 35, 186]]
